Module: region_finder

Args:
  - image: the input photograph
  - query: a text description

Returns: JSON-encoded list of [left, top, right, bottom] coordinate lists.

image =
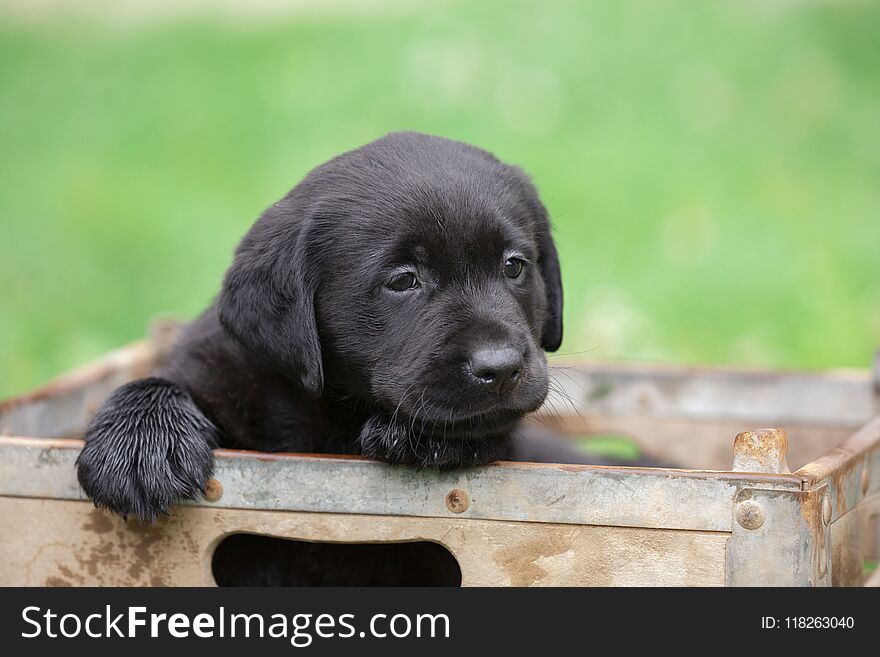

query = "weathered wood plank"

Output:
[[0, 497, 729, 587], [543, 359, 877, 427]]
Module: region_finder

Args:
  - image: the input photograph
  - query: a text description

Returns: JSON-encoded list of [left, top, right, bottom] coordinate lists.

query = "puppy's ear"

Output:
[[509, 166, 564, 352], [535, 203, 563, 352], [217, 205, 323, 396]]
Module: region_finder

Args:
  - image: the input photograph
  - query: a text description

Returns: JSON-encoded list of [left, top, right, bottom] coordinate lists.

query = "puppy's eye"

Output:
[[504, 257, 525, 279], [386, 271, 419, 292]]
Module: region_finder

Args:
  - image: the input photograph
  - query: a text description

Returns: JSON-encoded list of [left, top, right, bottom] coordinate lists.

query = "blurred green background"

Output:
[[1, 0, 878, 399]]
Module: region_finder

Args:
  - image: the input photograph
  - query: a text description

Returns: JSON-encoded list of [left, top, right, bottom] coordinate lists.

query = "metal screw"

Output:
[[445, 488, 470, 514], [735, 500, 765, 530], [822, 494, 832, 525], [203, 478, 223, 503]]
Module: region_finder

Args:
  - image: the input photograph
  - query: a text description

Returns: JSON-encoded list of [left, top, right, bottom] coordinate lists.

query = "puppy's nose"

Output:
[[468, 346, 524, 394]]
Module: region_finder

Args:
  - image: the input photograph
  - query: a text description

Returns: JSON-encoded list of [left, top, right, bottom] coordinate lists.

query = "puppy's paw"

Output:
[[76, 377, 219, 522], [357, 414, 508, 469]]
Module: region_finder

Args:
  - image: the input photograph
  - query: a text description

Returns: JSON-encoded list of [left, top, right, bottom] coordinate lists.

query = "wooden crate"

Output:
[[1, 325, 878, 586]]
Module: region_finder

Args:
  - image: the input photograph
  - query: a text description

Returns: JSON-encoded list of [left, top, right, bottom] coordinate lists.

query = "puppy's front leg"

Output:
[[357, 413, 421, 466], [357, 413, 460, 468], [357, 413, 510, 469], [76, 377, 219, 522]]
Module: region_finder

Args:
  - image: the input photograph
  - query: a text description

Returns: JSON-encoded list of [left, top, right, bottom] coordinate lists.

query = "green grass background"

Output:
[[1, 0, 878, 399]]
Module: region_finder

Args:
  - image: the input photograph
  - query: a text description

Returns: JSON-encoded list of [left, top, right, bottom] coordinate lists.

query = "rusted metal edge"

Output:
[[0, 340, 159, 440], [796, 415, 880, 483], [216, 444, 804, 486], [0, 340, 156, 416], [0, 320, 179, 438], [0, 436, 801, 533], [795, 415, 880, 524]]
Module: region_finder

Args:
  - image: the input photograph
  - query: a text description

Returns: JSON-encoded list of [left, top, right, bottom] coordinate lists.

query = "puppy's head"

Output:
[[219, 132, 562, 468]]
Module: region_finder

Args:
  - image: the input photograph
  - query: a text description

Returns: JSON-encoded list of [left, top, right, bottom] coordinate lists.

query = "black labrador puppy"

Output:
[[76, 132, 644, 584]]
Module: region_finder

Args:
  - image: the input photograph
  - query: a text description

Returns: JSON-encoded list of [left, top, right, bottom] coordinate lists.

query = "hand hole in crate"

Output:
[[212, 533, 462, 587]]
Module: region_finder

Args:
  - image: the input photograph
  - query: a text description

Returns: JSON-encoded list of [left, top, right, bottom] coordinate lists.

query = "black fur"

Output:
[[76, 377, 218, 522], [76, 132, 648, 583]]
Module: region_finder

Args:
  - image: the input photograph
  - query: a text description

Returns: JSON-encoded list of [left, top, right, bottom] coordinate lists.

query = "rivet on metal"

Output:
[[822, 495, 832, 526], [735, 499, 766, 530], [445, 488, 470, 514], [203, 478, 223, 503]]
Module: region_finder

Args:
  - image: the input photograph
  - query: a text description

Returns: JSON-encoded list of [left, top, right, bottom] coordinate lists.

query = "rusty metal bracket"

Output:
[[725, 484, 831, 586], [732, 428, 790, 474]]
